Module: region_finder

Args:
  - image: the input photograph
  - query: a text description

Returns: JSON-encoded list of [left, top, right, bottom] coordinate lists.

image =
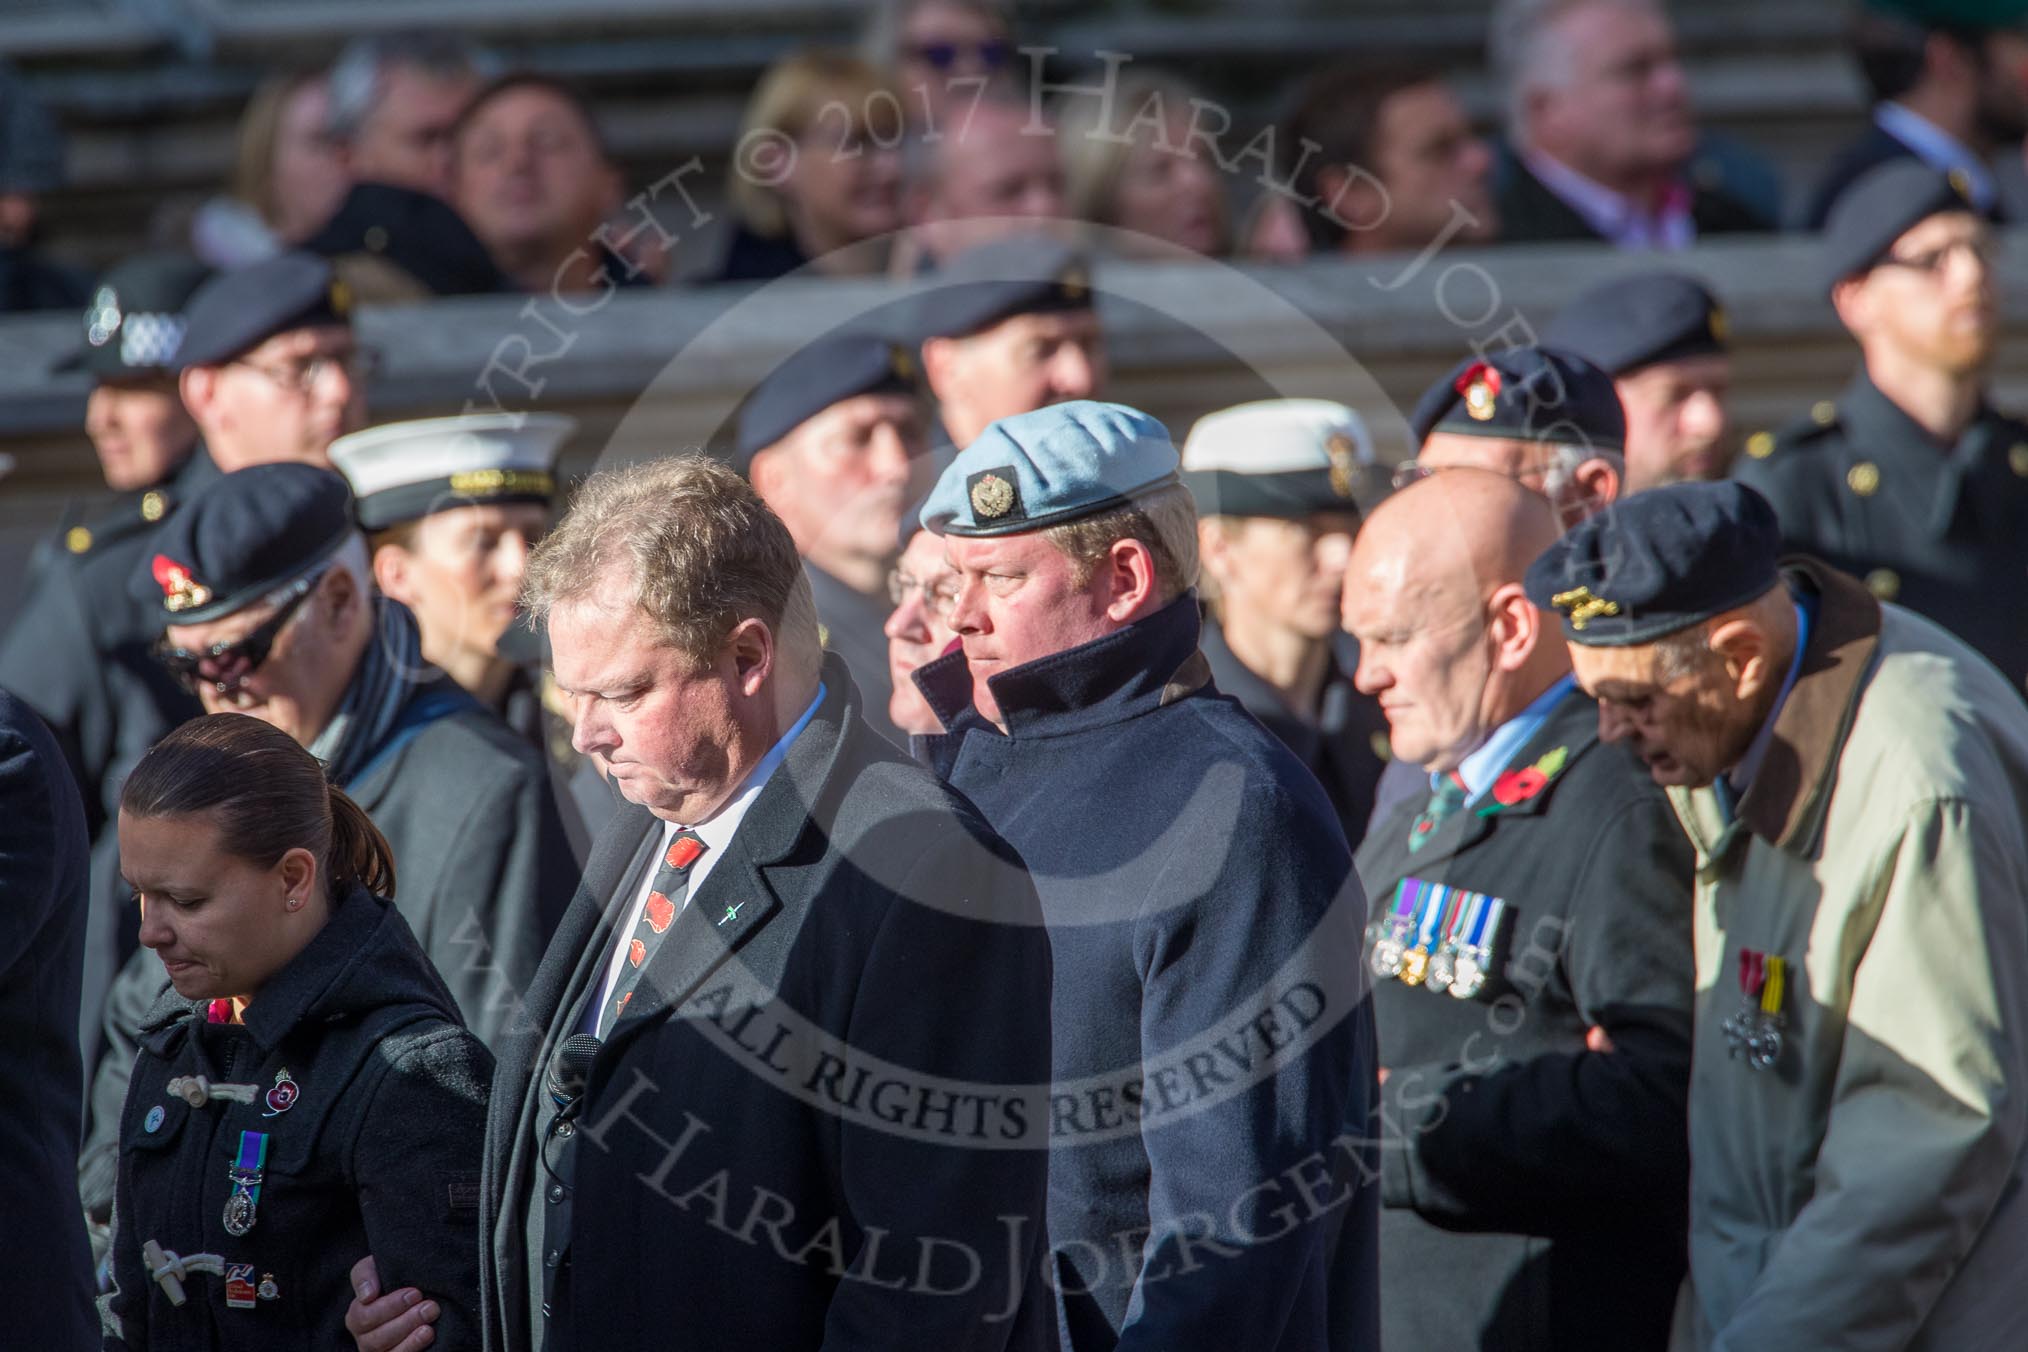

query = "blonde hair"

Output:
[[522, 456, 822, 679], [231, 72, 321, 230], [1041, 480, 1202, 602], [730, 50, 905, 237]]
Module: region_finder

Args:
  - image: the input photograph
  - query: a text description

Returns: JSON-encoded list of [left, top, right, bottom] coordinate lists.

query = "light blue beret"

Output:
[[919, 400, 1181, 537]]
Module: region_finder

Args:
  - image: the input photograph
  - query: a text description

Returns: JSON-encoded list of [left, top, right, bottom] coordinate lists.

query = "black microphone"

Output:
[[546, 1033, 602, 1121]]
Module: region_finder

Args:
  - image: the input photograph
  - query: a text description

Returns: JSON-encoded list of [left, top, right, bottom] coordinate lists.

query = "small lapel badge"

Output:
[[144, 1104, 166, 1134], [257, 1273, 280, 1302], [225, 1264, 258, 1310], [262, 1068, 299, 1118], [718, 902, 745, 927]]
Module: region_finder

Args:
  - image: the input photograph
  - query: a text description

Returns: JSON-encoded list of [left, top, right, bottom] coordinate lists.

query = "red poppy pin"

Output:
[[1455, 362, 1502, 422], [1478, 746, 1569, 816], [644, 891, 675, 933], [666, 835, 705, 871], [151, 553, 212, 612]]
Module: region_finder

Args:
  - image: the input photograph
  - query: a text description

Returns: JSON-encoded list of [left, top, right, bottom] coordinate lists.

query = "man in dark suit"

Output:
[[1341, 469, 1695, 1352], [910, 401, 1378, 1351], [0, 690, 96, 1346], [1802, 1, 2028, 229], [1488, 0, 1773, 246], [347, 454, 1052, 1352]]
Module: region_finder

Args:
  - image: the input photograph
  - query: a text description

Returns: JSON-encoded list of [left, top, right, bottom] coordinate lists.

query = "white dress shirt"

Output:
[[585, 685, 825, 1036]]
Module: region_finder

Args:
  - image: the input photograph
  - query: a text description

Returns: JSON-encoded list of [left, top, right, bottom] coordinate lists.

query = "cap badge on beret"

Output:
[[1948, 167, 1973, 202], [890, 345, 914, 380], [1549, 585, 1621, 632], [1326, 433, 1358, 500], [1456, 362, 1502, 422], [969, 469, 1020, 521], [86, 286, 122, 348], [1708, 306, 1729, 343], [151, 554, 213, 613], [1059, 266, 1089, 304], [329, 278, 353, 319]]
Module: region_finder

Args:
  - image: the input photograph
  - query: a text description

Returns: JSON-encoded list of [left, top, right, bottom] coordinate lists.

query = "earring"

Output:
[[285, 896, 303, 912]]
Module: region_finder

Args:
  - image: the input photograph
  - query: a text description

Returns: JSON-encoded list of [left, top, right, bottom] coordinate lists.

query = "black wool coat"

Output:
[[0, 689, 99, 1347], [1355, 687, 1695, 1352], [479, 656, 1055, 1352], [101, 885, 492, 1350], [913, 595, 1380, 1352]]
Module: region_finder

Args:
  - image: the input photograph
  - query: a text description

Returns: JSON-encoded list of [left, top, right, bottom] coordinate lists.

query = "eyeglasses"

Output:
[[905, 38, 1012, 71], [230, 347, 381, 396], [151, 571, 324, 696], [1390, 457, 1552, 492], [1878, 237, 1997, 275], [887, 567, 960, 619]]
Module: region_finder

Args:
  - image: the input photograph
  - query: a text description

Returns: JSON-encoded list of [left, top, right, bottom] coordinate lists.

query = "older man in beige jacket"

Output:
[[1525, 480, 2028, 1352]]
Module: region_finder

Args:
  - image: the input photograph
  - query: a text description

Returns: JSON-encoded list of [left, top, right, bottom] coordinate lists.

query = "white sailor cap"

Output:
[[1180, 399, 1382, 518], [329, 413, 576, 531]]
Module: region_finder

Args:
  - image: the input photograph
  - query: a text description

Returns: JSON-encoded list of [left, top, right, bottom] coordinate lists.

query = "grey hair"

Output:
[[1538, 442, 1625, 499], [325, 32, 499, 143], [1489, 0, 1661, 144], [1653, 620, 1714, 681]]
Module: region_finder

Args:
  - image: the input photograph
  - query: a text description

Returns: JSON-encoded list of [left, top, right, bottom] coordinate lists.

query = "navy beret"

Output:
[[134, 463, 356, 626], [175, 252, 353, 369], [1820, 161, 1980, 294], [912, 235, 1093, 341], [63, 253, 212, 379], [1540, 272, 1728, 377], [1523, 480, 1783, 647], [1409, 347, 1626, 455], [920, 400, 1178, 537], [736, 333, 922, 468]]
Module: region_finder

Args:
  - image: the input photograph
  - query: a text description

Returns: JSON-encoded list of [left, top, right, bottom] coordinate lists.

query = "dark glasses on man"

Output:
[[151, 571, 324, 695], [906, 39, 1012, 71]]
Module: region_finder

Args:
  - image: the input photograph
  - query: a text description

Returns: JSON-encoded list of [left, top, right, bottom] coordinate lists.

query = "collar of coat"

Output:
[[914, 590, 1213, 739], [1730, 557, 1883, 855]]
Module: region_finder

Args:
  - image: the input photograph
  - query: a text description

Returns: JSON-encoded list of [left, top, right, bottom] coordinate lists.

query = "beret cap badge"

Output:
[[1550, 586, 1620, 631], [151, 554, 213, 613], [1708, 306, 1729, 343], [86, 286, 122, 347], [1059, 266, 1089, 304], [970, 472, 1017, 519], [1457, 363, 1502, 422], [1326, 432, 1357, 499]]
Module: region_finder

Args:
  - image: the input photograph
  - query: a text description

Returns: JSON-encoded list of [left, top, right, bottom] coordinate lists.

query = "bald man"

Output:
[[1342, 470, 1696, 1352]]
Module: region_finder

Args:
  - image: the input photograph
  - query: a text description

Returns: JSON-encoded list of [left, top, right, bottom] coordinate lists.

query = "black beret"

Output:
[[62, 253, 212, 379], [1820, 161, 1980, 295], [1522, 480, 1782, 647], [911, 235, 1093, 341], [735, 333, 922, 468], [1409, 347, 1626, 455], [175, 252, 353, 369], [303, 182, 512, 297], [134, 463, 356, 626], [1540, 272, 1728, 377]]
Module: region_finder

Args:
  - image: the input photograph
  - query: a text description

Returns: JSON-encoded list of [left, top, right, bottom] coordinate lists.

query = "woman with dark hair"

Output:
[[100, 713, 490, 1349]]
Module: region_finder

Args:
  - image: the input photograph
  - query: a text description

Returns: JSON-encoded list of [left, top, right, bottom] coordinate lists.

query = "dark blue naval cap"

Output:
[[919, 399, 1179, 537], [1409, 347, 1626, 455], [1523, 480, 1783, 647], [64, 253, 213, 379], [133, 462, 356, 627], [735, 332, 922, 469], [912, 234, 1094, 341], [1540, 272, 1728, 378], [175, 251, 354, 369], [1820, 161, 1981, 295]]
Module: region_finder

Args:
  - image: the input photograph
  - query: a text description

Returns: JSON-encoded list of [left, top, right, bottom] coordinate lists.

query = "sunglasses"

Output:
[[151, 571, 325, 696], [906, 38, 1012, 71]]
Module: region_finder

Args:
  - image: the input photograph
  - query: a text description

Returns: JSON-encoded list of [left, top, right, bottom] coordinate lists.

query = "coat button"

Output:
[[1745, 431, 1775, 460], [555, 1120, 574, 1139], [547, 1184, 565, 1204], [1846, 462, 1881, 496], [1865, 568, 1900, 601], [545, 1249, 561, 1269], [2010, 443, 2028, 478], [1812, 401, 1837, 427]]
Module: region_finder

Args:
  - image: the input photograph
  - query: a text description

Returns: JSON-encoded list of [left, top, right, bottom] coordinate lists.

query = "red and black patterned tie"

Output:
[[608, 829, 708, 1023]]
